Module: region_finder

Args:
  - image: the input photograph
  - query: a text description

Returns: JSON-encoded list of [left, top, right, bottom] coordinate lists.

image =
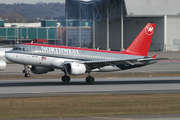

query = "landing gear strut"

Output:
[[86, 72, 95, 84], [23, 65, 31, 78]]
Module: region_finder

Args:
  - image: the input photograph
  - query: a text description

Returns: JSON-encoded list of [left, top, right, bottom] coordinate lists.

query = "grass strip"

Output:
[[0, 93, 180, 119]]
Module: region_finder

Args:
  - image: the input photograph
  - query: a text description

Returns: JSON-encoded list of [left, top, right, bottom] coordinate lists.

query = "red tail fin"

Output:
[[122, 23, 156, 56]]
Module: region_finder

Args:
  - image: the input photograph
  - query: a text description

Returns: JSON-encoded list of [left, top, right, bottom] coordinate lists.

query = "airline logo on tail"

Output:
[[122, 23, 156, 56], [145, 25, 154, 35]]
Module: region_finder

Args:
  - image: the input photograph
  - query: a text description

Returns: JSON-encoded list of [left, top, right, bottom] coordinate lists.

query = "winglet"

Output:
[[122, 23, 156, 56], [152, 54, 157, 60]]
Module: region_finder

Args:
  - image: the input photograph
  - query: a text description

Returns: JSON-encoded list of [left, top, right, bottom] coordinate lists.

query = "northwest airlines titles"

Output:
[[41, 46, 79, 55]]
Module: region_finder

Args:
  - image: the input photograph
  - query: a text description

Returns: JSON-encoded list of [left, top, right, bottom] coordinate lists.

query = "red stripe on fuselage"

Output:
[[22, 43, 141, 55]]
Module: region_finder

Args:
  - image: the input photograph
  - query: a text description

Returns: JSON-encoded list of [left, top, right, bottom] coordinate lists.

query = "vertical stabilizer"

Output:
[[122, 23, 156, 56]]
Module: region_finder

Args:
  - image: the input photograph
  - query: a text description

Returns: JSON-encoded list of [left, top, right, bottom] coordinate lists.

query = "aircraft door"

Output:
[[31, 45, 39, 61], [31, 46, 39, 56], [30, 45, 41, 65]]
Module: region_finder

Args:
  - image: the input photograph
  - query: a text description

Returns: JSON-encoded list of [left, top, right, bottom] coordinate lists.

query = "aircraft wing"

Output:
[[64, 57, 156, 70], [83, 57, 155, 70]]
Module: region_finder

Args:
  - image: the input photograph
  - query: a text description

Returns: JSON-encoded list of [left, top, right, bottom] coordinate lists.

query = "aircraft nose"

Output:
[[5, 51, 13, 61], [5, 51, 22, 64]]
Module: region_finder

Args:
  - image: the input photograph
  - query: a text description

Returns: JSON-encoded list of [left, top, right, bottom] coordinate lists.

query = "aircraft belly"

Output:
[[51, 59, 65, 69], [38, 57, 69, 68], [92, 66, 121, 72]]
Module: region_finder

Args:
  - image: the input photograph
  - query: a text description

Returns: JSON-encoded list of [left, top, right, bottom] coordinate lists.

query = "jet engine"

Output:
[[31, 66, 54, 74], [0, 48, 12, 71], [65, 62, 86, 75], [0, 60, 6, 71]]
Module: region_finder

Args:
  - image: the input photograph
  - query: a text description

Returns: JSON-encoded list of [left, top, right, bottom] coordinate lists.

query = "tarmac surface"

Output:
[[1, 76, 180, 98], [8, 114, 180, 120]]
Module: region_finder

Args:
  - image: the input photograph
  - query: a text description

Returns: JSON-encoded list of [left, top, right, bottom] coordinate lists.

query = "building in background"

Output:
[[1, 0, 180, 51], [0, 20, 57, 46], [57, 20, 91, 47], [0, 19, 91, 48], [65, 0, 180, 51]]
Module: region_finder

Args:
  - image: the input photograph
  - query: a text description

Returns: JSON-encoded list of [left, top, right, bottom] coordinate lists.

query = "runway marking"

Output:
[[39, 92, 112, 96], [141, 71, 155, 73], [158, 60, 180, 62], [107, 76, 119, 79], [93, 117, 133, 120]]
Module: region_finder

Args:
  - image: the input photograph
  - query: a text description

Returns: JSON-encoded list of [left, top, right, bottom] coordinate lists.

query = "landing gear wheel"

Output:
[[25, 73, 30, 78], [86, 76, 95, 84], [62, 75, 71, 83], [23, 65, 31, 78]]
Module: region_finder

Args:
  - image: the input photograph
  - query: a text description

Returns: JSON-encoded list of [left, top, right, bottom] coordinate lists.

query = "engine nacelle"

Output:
[[31, 66, 54, 74], [0, 51, 5, 58], [0, 60, 6, 71], [65, 63, 86, 75]]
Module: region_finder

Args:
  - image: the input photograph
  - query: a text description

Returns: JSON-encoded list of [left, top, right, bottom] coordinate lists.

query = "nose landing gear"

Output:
[[23, 65, 31, 78]]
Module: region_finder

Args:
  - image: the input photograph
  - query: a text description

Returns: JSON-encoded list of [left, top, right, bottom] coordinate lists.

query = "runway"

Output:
[[1, 76, 180, 98], [0, 60, 180, 97], [7, 115, 180, 120], [1, 59, 180, 120]]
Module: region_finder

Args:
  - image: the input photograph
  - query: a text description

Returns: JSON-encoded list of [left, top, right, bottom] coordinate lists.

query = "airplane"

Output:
[[5, 23, 157, 83], [0, 48, 12, 70]]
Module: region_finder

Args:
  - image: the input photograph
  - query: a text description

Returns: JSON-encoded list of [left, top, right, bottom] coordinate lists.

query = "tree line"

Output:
[[0, 2, 65, 23]]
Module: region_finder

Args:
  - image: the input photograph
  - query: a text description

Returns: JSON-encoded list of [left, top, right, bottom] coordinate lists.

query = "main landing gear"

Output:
[[23, 65, 31, 78], [62, 75, 70, 83], [61, 71, 95, 84], [86, 76, 95, 84], [61, 70, 71, 83], [86, 72, 95, 83]]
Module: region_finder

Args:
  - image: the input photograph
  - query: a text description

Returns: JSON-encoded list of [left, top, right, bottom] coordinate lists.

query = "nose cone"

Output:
[[5, 51, 22, 64], [5, 51, 13, 62]]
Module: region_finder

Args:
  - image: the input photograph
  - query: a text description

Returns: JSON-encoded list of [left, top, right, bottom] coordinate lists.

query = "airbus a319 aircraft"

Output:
[[5, 23, 157, 83]]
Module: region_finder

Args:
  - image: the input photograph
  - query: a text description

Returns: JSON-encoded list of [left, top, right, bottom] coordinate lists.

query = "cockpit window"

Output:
[[18, 48, 22, 51], [13, 47, 25, 51]]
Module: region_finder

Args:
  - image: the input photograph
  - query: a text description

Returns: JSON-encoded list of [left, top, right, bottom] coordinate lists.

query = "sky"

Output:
[[0, 0, 65, 4]]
